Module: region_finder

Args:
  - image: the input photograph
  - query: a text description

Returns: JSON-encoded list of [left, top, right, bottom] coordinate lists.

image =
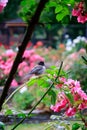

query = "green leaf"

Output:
[[48, 1, 57, 7], [5, 109, 13, 115], [50, 66, 57, 69], [56, 6, 69, 21], [51, 93, 56, 105], [56, 13, 65, 21], [46, 69, 55, 75], [17, 113, 26, 118], [60, 122, 70, 130], [72, 123, 81, 130], [27, 78, 37, 86], [47, 24, 51, 29], [37, 78, 50, 88], [61, 15, 70, 24], [55, 5, 63, 13], [37, 78, 44, 86], [48, 90, 57, 105], [0, 122, 5, 130], [62, 0, 75, 5], [75, 0, 81, 2], [63, 6, 70, 15]]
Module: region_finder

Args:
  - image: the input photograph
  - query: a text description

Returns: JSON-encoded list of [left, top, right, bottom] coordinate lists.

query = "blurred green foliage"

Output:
[[70, 60, 87, 93], [13, 91, 35, 110]]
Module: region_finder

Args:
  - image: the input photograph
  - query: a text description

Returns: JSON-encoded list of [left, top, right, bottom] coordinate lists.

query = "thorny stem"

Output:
[[11, 61, 63, 130]]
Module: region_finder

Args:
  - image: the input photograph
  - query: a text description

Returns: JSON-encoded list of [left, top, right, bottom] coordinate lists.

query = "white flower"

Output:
[[20, 86, 27, 93]]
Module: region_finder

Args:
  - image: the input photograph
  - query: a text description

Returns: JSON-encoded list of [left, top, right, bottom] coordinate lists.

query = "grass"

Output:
[[6, 123, 46, 130], [5, 120, 83, 130]]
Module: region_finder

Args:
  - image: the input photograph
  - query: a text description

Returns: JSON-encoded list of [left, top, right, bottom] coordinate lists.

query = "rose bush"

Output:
[[72, 1, 87, 23], [51, 78, 87, 116], [0, 48, 44, 87]]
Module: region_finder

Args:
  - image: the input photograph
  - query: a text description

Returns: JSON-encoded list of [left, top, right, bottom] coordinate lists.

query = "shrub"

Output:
[[12, 90, 35, 110]]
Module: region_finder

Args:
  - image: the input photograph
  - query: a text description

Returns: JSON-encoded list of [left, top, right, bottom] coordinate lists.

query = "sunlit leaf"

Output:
[[48, 1, 57, 7], [56, 6, 69, 22], [17, 113, 26, 118], [27, 78, 37, 86], [5, 109, 13, 115], [55, 5, 63, 13], [72, 123, 81, 130]]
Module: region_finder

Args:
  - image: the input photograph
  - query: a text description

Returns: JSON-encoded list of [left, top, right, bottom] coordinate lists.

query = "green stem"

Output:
[[81, 56, 87, 63], [11, 61, 63, 130]]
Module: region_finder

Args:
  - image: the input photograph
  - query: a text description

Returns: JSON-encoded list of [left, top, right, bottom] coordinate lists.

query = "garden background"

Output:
[[0, 0, 87, 130]]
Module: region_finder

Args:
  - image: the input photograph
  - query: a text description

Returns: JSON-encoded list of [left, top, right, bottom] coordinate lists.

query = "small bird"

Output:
[[22, 61, 46, 81]]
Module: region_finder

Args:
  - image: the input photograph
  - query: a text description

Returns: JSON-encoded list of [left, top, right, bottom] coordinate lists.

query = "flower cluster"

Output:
[[0, 0, 8, 12], [51, 78, 87, 116], [72, 1, 87, 23], [0, 49, 44, 87]]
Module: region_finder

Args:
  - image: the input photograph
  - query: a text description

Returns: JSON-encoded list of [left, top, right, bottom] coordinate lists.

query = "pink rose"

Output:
[[65, 107, 76, 116], [51, 99, 68, 112], [77, 14, 86, 23], [72, 1, 87, 23], [11, 79, 18, 87], [0, 0, 8, 12], [72, 9, 81, 16]]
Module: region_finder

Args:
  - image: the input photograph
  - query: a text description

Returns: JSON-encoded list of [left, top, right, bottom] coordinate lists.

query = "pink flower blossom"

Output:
[[56, 84, 63, 88], [51, 78, 87, 117], [18, 61, 28, 70], [18, 70, 24, 77], [65, 79, 81, 90], [70, 52, 78, 59], [30, 54, 44, 62], [3, 68, 10, 75], [77, 14, 87, 23], [11, 79, 18, 87], [23, 50, 34, 59], [72, 9, 81, 16], [51, 92, 69, 112], [23, 66, 30, 73], [5, 49, 16, 57], [65, 107, 76, 116], [72, 1, 87, 23], [51, 99, 68, 112], [79, 48, 86, 54], [78, 102, 87, 110], [0, 5, 3, 12], [56, 77, 66, 88], [77, 90, 87, 101], [36, 41, 43, 47], [59, 77, 66, 83], [0, 0, 8, 12]]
